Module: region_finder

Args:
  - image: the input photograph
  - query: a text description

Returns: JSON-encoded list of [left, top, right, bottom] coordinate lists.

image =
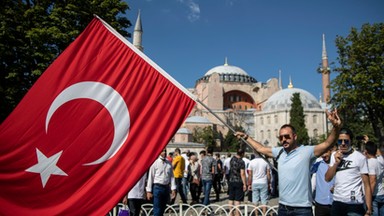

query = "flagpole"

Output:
[[196, 99, 277, 172]]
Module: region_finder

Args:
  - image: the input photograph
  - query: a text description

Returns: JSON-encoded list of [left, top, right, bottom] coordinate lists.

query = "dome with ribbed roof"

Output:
[[263, 87, 321, 111], [205, 64, 248, 76], [198, 58, 257, 83]]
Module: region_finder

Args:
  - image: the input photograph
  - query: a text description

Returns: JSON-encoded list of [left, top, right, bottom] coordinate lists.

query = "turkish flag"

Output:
[[0, 16, 196, 215]]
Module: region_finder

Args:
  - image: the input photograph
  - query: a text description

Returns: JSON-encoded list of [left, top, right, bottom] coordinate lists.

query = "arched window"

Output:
[[313, 115, 317, 124], [267, 116, 271, 124], [260, 117, 264, 125], [274, 115, 278, 124], [267, 130, 271, 139], [313, 129, 318, 137], [260, 130, 264, 140]]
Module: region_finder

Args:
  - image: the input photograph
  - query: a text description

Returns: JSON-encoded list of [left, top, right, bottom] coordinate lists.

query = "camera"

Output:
[[356, 135, 365, 140]]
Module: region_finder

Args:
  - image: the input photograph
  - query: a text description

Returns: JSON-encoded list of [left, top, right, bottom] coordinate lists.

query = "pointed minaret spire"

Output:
[[278, 69, 282, 90], [288, 76, 293, 88], [133, 10, 143, 52], [224, 57, 229, 66], [322, 34, 328, 60], [321, 34, 330, 103]]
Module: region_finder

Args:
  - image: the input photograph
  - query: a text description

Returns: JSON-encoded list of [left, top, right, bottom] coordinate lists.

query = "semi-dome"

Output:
[[176, 127, 192, 134], [263, 87, 321, 111], [185, 116, 212, 124]]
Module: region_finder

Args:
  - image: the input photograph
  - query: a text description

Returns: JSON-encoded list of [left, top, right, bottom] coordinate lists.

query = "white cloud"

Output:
[[187, 1, 200, 22], [176, 0, 200, 22]]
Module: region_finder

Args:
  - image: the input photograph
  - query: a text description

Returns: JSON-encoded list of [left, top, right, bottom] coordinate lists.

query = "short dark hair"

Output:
[[340, 128, 354, 141], [200, 150, 206, 156], [280, 124, 296, 134], [237, 148, 245, 156], [175, 148, 181, 154], [365, 141, 377, 156], [207, 147, 213, 154]]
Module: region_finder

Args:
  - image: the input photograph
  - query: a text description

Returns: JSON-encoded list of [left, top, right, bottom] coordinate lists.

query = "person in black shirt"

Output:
[[228, 149, 247, 216]]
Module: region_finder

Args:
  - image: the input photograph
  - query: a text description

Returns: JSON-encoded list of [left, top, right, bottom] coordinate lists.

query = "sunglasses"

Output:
[[337, 139, 350, 145], [279, 134, 291, 141]]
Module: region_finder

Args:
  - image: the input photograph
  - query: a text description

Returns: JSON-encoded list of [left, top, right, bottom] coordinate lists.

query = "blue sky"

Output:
[[125, 0, 383, 100]]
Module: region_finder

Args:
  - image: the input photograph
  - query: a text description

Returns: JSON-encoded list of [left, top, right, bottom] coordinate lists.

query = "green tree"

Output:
[[289, 93, 309, 144], [222, 125, 244, 152], [0, 0, 131, 121], [331, 23, 384, 144], [192, 126, 218, 149]]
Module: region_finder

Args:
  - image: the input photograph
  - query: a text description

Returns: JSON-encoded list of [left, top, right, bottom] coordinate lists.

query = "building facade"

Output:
[[133, 12, 331, 150]]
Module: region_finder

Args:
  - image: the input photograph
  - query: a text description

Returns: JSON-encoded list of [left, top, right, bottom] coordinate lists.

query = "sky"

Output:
[[125, 0, 383, 100]]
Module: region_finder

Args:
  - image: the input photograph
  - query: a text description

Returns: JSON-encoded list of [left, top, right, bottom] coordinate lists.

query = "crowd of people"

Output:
[[122, 109, 384, 216]]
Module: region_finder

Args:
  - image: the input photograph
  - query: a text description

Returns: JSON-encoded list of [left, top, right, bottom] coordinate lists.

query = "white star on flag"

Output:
[[26, 148, 68, 188]]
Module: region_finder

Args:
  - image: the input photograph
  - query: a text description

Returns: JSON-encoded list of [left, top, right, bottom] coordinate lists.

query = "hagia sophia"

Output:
[[132, 12, 332, 153]]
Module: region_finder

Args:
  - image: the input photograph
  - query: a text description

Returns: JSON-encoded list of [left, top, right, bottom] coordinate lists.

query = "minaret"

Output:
[[278, 69, 282, 90], [133, 10, 143, 52], [321, 34, 330, 103]]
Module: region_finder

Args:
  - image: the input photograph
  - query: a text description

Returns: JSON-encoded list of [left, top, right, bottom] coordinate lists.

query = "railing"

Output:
[[108, 203, 279, 216]]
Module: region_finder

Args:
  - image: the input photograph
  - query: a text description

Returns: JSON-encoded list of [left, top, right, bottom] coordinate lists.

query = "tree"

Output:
[[289, 93, 309, 144], [192, 126, 217, 149], [331, 23, 384, 144], [222, 125, 244, 152], [0, 0, 132, 121]]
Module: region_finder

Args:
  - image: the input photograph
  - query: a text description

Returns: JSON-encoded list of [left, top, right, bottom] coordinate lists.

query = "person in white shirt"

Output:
[[242, 155, 251, 201], [224, 153, 232, 184], [325, 128, 372, 216], [146, 149, 176, 216], [181, 151, 190, 200], [365, 141, 384, 216], [247, 154, 271, 215], [122, 172, 147, 216]]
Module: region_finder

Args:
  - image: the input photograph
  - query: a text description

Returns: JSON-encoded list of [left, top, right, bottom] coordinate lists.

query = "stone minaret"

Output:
[[321, 34, 330, 103], [133, 10, 143, 52]]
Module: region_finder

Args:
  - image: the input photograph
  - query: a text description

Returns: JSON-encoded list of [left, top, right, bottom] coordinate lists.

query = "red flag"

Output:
[[0, 16, 196, 215]]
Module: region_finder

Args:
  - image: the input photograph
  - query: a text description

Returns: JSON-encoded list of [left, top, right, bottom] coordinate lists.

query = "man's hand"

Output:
[[326, 109, 341, 128], [234, 132, 247, 140], [146, 192, 153, 200], [243, 184, 247, 192], [334, 151, 343, 165], [171, 190, 176, 199], [122, 196, 128, 205], [248, 185, 252, 191]]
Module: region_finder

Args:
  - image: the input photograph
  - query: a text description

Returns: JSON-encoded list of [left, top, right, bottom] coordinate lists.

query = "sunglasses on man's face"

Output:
[[279, 134, 291, 141], [337, 139, 350, 145]]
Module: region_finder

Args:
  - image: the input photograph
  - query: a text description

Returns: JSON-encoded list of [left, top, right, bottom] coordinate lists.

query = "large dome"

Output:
[[205, 64, 248, 76], [197, 59, 257, 84], [263, 87, 321, 111]]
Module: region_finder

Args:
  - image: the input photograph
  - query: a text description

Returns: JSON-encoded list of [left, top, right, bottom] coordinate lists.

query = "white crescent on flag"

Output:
[[46, 81, 130, 165]]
